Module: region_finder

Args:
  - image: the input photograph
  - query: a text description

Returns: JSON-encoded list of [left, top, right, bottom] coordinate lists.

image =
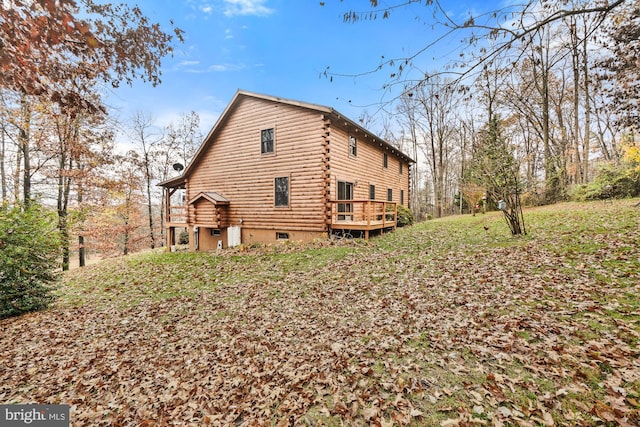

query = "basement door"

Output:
[[227, 225, 241, 248]]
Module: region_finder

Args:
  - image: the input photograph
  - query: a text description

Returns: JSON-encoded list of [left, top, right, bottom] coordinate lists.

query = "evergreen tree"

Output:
[[0, 203, 61, 318], [466, 115, 527, 235]]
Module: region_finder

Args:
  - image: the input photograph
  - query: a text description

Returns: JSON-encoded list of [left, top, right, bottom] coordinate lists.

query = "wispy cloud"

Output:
[[177, 60, 202, 68], [200, 4, 213, 14], [207, 63, 247, 72], [176, 62, 249, 73], [223, 0, 273, 17], [224, 29, 233, 40]]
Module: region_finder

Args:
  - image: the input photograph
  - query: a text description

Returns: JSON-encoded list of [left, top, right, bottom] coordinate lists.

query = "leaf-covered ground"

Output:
[[1, 200, 639, 426]]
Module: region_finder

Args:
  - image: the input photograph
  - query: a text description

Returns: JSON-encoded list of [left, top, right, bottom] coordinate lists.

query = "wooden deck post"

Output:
[[166, 226, 174, 252]]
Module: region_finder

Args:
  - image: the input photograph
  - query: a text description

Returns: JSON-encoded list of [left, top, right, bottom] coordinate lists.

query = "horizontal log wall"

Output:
[[327, 124, 410, 209], [186, 97, 327, 235]]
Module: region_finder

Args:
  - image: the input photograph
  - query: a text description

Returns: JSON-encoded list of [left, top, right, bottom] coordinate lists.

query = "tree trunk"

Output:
[[56, 114, 77, 271], [59, 214, 69, 270], [538, 46, 560, 203], [409, 115, 419, 215], [78, 236, 85, 267], [582, 24, 591, 182], [438, 130, 446, 216], [430, 132, 442, 218], [571, 18, 582, 185], [123, 218, 130, 256], [14, 139, 21, 205], [77, 163, 85, 268], [145, 154, 155, 249], [159, 183, 165, 248], [19, 96, 31, 206], [0, 124, 6, 203], [57, 170, 72, 271]]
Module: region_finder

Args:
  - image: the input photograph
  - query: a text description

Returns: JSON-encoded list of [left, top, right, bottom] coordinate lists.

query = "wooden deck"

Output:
[[329, 200, 397, 239]]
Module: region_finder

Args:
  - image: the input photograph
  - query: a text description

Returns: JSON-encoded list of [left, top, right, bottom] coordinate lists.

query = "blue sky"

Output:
[[105, 0, 497, 135]]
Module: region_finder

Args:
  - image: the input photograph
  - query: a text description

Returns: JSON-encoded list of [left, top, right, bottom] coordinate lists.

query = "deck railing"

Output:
[[167, 205, 187, 224], [329, 200, 397, 231]]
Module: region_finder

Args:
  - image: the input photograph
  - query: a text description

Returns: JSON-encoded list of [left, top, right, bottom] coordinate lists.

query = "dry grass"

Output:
[[1, 199, 639, 426]]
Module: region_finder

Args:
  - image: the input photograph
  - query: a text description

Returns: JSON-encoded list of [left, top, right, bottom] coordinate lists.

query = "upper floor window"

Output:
[[383, 153, 388, 168], [261, 128, 274, 154], [274, 176, 289, 207], [387, 188, 393, 202], [399, 162, 403, 174], [349, 136, 357, 157]]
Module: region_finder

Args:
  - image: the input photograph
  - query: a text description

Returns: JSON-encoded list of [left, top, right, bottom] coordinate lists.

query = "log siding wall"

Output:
[[186, 97, 328, 242], [327, 123, 410, 209]]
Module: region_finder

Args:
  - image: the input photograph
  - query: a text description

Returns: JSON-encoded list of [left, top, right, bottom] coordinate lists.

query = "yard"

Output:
[[1, 200, 639, 426]]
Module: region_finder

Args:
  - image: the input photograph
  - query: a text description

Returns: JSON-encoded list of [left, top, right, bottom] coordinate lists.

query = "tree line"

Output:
[[334, 0, 640, 223], [0, 92, 200, 268], [0, 0, 190, 276]]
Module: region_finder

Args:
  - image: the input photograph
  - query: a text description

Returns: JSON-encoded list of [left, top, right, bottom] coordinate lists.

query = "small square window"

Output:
[[210, 229, 221, 236], [349, 136, 357, 157], [383, 153, 388, 168], [261, 128, 274, 154], [276, 232, 289, 240]]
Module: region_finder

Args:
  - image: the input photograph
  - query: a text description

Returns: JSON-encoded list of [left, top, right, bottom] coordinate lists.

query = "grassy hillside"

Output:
[[1, 199, 639, 426]]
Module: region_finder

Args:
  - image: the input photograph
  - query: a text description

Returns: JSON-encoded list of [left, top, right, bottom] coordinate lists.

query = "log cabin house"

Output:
[[159, 90, 414, 250]]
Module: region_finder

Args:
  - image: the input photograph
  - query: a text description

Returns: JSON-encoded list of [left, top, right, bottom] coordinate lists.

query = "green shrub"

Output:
[[0, 203, 61, 319], [396, 204, 415, 227], [571, 163, 640, 201]]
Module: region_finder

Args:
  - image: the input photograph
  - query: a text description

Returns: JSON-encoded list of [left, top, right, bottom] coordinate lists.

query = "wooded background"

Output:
[[1, 0, 639, 269]]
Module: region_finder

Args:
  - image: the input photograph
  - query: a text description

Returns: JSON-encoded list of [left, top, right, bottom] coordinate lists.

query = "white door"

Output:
[[227, 226, 241, 248]]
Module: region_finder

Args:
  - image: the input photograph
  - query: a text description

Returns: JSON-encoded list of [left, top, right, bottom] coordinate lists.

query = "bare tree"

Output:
[[395, 92, 422, 216], [130, 111, 162, 250], [330, 0, 627, 91], [413, 79, 458, 218]]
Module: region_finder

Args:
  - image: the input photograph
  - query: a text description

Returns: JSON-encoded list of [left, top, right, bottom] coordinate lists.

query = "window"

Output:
[[369, 184, 376, 200], [276, 232, 289, 240], [383, 153, 388, 168], [274, 176, 289, 207], [399, 162, 403, 174], [387, 188, 393, 202], [261, 128, 274, 154], [400, 190, 404, 205], [210, 229, 221, 236], [338, 181, 354, 201], [349, 136, 357, 157]]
